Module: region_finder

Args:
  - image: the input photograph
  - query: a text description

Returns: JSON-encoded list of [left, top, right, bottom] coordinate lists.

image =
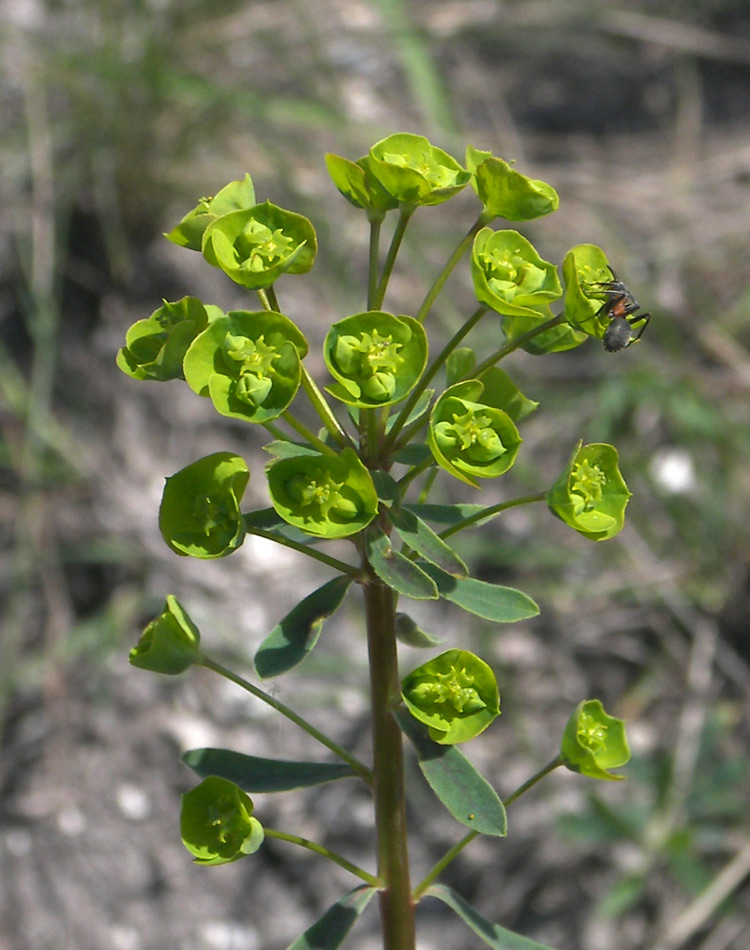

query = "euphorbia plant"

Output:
[[119, 132, 640, 950]]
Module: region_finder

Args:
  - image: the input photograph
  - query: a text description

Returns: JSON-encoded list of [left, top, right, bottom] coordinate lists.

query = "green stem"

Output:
[[413, 756, 563, 899], [373, 206, 415, 309], [300, 366, 353, 448], [262, 420, 288, 442], [503, 756, 563, 807], [415, 217, 485, 324], [470, 313, 566, 378], [368, 217, 382, 310], [199, 654, 372, 782], [242, 522, 361, 578], [282, 410, 337, 455], [382, 305, 488, 455], [364, 575, 416, 950], [396, 454, 435, 493], [439, 492, 547, 540], [256, 285, 281, 312], [265, 828, 381, 887], [412, 831, 479, 900]]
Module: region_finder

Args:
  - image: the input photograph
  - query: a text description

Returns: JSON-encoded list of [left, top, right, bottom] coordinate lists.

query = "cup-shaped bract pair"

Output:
[[429, 380, 522, 487], [159, 452, 249, 558], [324, 311, 428, 407], [325, 152, 399, 218], [201, 200, 317, 290], [367, 133, 471, 207], [129, 595, 203, 675], [547, 442, 631, 540], [402, 649, 500, 744], [466, 145, 559, 221], [267, 448, 378, 539], [560, 699, 630, 781], [181, 776, 264, 865], [116, 296, 222, 382], [561, 244, 616, 342], [183, 310, 308, 423], [471, 229, 586, 355], [166, 174, 257, 251]]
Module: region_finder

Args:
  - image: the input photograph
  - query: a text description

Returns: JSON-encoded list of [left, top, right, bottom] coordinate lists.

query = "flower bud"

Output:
[[165, 175, 256, 251], [401, 649, 500, 744], [181, 777, 264, 865], [183, 310, 308, 423], [267, 448, 378, 539], [116, 296, 218, 382], [129, 595, 203, 675], [560, 699, 630, 781], [368, 133, 470, 207], [201, 201, 317, 290], [429, 381, 522, 486], [324, 311, 428, 408], [159, 452, 249, 558], [466, 146, 559, 221], [547, 442, 631, 540]]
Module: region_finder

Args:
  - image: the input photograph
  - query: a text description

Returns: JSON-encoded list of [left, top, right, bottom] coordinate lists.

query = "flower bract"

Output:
[[116, 296, 221, 382], [202, 201, 317, 290], [471, 228, 562, 323], [129, 595, 203, 674], [267, 448, 378, 539], [159, 452, 249, 558], [560, 699, 630, 781], [562, 244, 616, 341], [324, 311, 428, 407], [466, 146, 559, 221], [166, 174, 256, 251], [547, 442, 631, 540], [369, 133, 471, 207], [181, 776, 264, 865], [429, 380, 522, 486], [325, 153, 399, 217], [401, 649, 500, 744], [183, 310, 308, 423]]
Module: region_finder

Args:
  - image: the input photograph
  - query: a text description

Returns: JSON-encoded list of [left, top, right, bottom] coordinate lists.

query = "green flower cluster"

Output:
[[324, 311, 428, 407], [181, 777, 264, 865], [402, 649, 500, 744]]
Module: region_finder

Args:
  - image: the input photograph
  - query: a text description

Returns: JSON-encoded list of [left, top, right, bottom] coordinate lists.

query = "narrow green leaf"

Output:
[[263, 440, 322, 459], [397, 710, 506, 836], [287, 885, 377, 950], [182, 748, 356, 792], [425, 884, 559, 950], [255, 576, 353, 678], [366, 526, 439, 600], [370, 469, 400, 507], [387, 507, 467, 577], [420, 564, 539, 622], [391, 443, 433, 466]]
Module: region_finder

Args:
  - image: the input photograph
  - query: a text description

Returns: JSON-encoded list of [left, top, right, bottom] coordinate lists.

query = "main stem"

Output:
[[364, 575, 415, 950]]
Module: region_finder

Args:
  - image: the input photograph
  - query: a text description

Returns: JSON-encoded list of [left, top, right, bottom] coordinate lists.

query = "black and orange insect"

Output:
[[588, 268, 650, 353]]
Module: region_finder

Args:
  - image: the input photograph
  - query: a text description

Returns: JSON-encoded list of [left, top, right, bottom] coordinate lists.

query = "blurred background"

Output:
[[1, 1, 750, 948]]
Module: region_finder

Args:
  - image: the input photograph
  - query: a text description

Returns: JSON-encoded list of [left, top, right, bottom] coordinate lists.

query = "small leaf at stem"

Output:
[[255, 576, 353, 678], [366, 526, 439, 600], [287, 885, 377, 950], [387, 507, 467, 578], [420, 564, 539, 622], [182, 748, 356, 791], [425, 884, 560, 949], [397, 710, 506, 836]]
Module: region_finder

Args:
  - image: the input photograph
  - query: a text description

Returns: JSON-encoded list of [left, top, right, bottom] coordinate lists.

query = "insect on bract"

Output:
[[587, 267, 651, 352]]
